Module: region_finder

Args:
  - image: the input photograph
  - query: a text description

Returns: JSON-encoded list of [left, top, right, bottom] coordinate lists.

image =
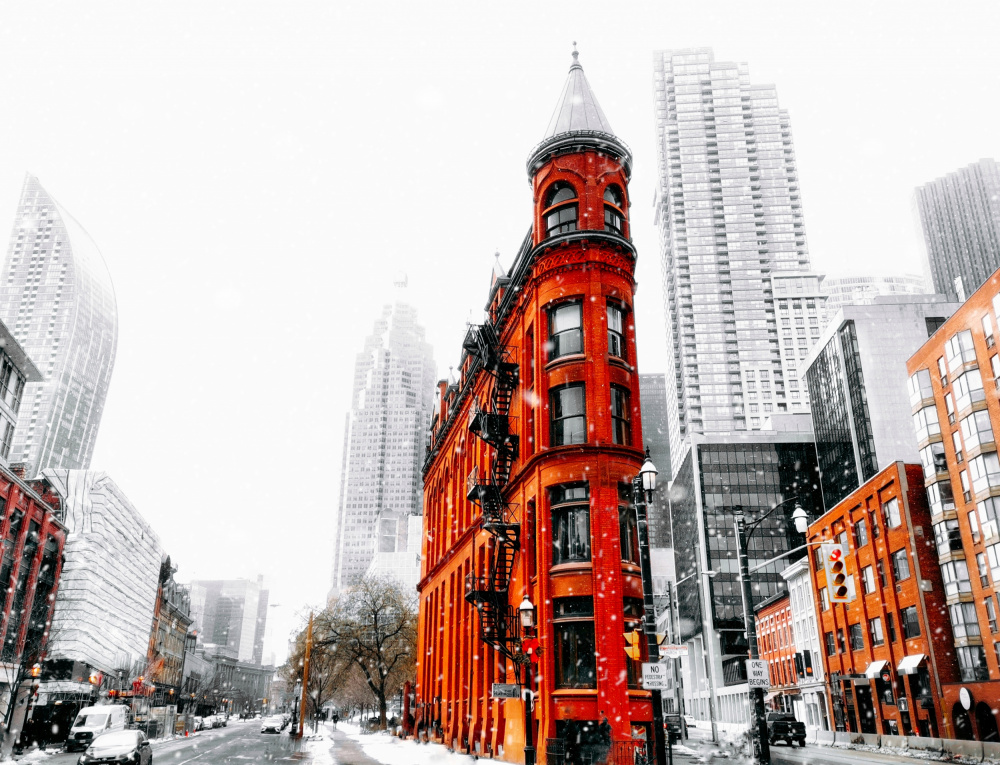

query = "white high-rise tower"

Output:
[[331, 296, 435, 595], [0, 175, 118, 474], [653, 49, 820, 475]]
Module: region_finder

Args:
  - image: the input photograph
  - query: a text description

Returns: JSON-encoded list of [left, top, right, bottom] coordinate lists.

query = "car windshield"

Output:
[[74, 713, 108, 728], [93, 731, 138, 747], [767, 713, 796, 721]]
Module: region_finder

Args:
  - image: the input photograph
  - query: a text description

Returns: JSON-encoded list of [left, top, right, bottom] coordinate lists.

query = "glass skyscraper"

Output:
[[330, 298, 436, 595], [0, 175, 118, 475], [653, 49, 815, 476], [915, 158, 1000, 303]]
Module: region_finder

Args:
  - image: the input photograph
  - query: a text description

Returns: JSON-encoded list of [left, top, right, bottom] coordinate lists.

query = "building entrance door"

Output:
[[854, 686, 877, 734]]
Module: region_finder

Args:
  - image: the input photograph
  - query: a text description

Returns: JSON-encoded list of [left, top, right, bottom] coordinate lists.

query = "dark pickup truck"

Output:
[[766, 712, 806, 747]]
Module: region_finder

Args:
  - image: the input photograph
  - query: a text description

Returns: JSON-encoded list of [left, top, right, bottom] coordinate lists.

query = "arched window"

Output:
[[603, 184, 625, 236], [543, 182, 578, 238]]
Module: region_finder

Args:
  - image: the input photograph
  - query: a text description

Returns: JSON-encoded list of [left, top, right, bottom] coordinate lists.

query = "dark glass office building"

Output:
[[670, 425, 823, 693], [802, 298, 960, 509]]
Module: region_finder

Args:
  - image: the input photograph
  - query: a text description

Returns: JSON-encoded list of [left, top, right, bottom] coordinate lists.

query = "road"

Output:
[[677, 734, 943, 765], [16, 719, 379, 764]]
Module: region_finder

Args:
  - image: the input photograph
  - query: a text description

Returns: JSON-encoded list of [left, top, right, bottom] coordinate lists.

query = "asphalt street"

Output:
[[15, 719, 382, 765]]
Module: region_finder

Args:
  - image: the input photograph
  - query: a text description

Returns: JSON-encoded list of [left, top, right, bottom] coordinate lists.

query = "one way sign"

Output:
[[746, 659, 770, 689]]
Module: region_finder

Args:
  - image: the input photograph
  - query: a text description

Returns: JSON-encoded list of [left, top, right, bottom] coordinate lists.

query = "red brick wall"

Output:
[[907, 270, 1000, 740], [807, 462, 954, 738]]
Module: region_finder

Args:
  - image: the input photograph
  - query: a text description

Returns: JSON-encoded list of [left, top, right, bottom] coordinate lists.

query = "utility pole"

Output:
[[297, 612, 313, 738]]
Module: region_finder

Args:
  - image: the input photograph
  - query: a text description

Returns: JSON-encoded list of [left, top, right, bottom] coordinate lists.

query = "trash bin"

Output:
[[547, 738, 566, 765]]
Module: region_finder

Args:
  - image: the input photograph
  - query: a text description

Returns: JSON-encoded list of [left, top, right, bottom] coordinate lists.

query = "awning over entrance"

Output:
[[865, 660, 889, 678], [897, 654, 926, 675], [764, 691, 780, 702]]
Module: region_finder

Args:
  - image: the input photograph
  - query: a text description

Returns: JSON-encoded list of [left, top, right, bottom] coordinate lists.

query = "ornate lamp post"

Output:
[[734, 499, 809, 765], [632, 449, 666, 765], [518, 595, 537, 765]]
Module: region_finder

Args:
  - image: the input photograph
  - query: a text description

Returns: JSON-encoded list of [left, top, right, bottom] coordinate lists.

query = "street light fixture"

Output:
[[518, 594, 537, 765], [734, 497, 808, 765], [632, 448, 667, 765]]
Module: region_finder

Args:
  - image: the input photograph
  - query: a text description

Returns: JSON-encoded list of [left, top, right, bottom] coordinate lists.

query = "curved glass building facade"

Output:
[[0, 174, 118, 474]]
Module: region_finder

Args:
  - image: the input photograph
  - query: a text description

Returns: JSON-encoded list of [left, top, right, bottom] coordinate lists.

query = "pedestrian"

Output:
[[332, 712, 339, 728]]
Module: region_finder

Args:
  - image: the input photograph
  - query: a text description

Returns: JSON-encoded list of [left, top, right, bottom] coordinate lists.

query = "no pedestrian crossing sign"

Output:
[[746, 659, 770, 689], [641, 662, 670, 690]]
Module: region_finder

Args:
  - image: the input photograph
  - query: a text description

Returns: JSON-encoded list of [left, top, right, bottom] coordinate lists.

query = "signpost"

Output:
[[491, 683, 521, 699], [641, 662, 670, 690], [659, 644, 689, 659], [746, 659, 770, 689]]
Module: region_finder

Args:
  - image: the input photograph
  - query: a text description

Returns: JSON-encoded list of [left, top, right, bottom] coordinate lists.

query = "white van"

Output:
[[67, 704, 129, 751]]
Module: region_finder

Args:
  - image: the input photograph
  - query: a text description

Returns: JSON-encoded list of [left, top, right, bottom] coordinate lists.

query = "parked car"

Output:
[[203, 715, 217, 729], [219, 715, 228, 728], [67, 705, 130, 752], [766, 712, 806, 747], [192, 717, 204, 732], [261, 716, 283, 734], [77, 729, 151, 765]]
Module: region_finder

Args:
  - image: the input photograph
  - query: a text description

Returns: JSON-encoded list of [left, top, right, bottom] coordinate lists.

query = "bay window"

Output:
[[961, 409, 995, 451], [908, 368, 933, 406], [912, 405, 941, 442], [969, 452, 1000, 494], [946, 329, 977, 368], [954, 368, 986, 411]]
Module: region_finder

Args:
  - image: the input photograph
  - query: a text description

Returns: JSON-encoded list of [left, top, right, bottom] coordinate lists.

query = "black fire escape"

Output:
[[462, 320, 521, 661]]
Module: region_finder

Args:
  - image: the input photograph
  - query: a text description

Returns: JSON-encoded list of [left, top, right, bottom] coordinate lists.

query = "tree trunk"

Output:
[[378, 694, 387, 730]]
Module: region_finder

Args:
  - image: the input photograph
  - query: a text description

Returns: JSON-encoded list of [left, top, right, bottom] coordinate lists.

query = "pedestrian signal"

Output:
[[822, 543, 852, 603], [624, 630, 642, 660]]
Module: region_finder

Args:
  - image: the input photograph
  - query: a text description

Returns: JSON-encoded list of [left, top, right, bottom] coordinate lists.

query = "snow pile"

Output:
[[340, 723, 477, 765]]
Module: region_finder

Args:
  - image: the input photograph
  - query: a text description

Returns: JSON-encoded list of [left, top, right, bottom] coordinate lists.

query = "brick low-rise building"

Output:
[[755, 594, 799, 713], [907, 269, 1000, 740], [808, 462, 957, 738]]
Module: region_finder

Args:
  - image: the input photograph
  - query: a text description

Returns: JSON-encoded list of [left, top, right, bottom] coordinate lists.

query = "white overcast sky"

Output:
[[0, 1, 997, 662]]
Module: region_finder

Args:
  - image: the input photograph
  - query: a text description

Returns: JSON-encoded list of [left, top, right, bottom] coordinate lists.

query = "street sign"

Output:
[[641, 662, 670, 690], [746, 659, 770, 689], [491, 683, 521, 699], [659, 644, 689, 658]]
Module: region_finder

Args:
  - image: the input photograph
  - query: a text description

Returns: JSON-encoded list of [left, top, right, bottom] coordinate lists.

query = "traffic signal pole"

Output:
[[735, 514, 770, 765]]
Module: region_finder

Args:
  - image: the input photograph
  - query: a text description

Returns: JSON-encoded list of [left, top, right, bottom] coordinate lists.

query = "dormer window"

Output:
[[603, 185, 625, 236], [544, 182, 578, 238]]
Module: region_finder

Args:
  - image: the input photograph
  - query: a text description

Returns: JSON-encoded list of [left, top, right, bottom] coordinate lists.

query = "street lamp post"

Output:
[[669, 566, 717, 740], [632, 449, 667, 765], [733, 499, 809, 765], [518, 595, 537, 765]]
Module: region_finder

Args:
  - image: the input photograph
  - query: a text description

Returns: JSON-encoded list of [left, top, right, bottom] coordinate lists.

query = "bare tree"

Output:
[[307, 575, 416, 730]]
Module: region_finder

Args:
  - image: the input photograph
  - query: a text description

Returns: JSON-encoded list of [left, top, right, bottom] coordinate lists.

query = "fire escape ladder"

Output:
[[462, 320, 522, 662]]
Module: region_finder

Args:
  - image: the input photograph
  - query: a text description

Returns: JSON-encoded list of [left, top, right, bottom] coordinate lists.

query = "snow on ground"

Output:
[[300, 731, 335, 765], [340, 722, 478, 765]]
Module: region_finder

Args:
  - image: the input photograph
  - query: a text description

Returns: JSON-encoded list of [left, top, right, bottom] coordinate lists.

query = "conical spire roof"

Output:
[[542, 46, 616, 139], [527, 45, 631, 179]]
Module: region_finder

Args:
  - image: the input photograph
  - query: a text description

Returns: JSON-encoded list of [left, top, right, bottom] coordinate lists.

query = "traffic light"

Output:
[[624, 630, 641, 660], [822, 543, 853, 603]]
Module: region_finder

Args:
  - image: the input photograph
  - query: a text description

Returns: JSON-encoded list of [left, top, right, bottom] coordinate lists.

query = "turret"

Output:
[[527, 47, 633, 249]]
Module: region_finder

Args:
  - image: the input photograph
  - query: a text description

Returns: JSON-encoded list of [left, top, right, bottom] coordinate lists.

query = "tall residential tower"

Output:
[[331, 299, 435, 595], [653, 49, 815, 475], [0, 175, 118, 475], [915, 158, 1000, 303]]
